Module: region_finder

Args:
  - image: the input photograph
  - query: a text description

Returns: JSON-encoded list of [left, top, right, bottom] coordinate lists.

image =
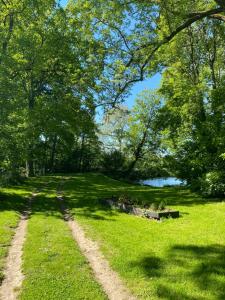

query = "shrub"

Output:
[[0, 167, 26, 186], [200, 171, 225, 197], [150, 203, 158, 211], [101, 150, 126, 175], [118, 194, 132, 205], [150, 201, 167, 211], [158, 200, 166, 211]]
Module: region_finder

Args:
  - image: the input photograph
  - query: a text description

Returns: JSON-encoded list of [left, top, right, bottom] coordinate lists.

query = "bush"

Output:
[[200, 171, 225, 197], [101, 150, 126, 175], [150, 201, 167, 211], [158, 200, 166, 211], [150, 203, 158, 211], [118, 194, 132, 205], [0, 167, 26, 186]]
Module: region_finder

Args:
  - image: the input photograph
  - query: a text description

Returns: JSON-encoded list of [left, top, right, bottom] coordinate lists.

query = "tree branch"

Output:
[[97, 18, 132, 52], [111, 7, 225, 105], [209, 13, 225, 22], [137, 7, 224, 52]]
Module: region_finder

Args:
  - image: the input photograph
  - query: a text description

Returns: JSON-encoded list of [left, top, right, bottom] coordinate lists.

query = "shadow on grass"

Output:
[[55, 173, 225, 223], [130, 244, 225, 300], [0, 191, 27, 213], [0, 176, 63, 217], [1, 173, 221, 217], [63, 173, 223, 209], [130, 256, 163, 278], [0, 174, 117, 221], [29, 194, 63, 219]]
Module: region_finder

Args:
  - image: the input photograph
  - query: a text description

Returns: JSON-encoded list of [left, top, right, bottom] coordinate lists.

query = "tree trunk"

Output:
[[27, 159, 35, 177], [49, 135, 57, 173], [127, 130, 148, 175], [0, 13, 14, 65], [79, 134, 85, 172]]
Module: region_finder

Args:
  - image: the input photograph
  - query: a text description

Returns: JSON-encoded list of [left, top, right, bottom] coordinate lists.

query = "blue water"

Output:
[[139, 177, 185, 187]]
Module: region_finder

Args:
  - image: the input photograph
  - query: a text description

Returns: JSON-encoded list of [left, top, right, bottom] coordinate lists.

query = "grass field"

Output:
[[0, 173, 225, 299], [63, 173, 225, 300]]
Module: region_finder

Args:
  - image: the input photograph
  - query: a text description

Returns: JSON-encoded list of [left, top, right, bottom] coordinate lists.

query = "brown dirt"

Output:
[[0, 192, 37, 300], [57, 192, 137, 300]]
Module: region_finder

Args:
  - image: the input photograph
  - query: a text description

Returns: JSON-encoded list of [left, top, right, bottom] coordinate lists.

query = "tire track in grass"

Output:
[[20, 180, 106, 300], [57, 188, 137, 300], [0, 192, 37, 300]]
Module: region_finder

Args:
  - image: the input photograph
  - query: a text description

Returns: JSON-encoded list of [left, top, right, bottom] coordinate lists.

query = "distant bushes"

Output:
[[200, 171, 225, 197], [101, 150, 127, 176], [0, 167, 26, 186], [190, 171, 225, 197]]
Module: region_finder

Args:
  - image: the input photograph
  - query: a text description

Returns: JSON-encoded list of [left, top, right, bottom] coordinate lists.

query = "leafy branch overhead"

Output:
[[81, 0, 225, 106]]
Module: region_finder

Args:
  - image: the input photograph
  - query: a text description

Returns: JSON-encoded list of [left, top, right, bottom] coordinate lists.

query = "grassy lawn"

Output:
[[20, 176, 106, 300], [62, 173, 225, 300], [0, 186, 30, 283], [1, 173, 225, 299]]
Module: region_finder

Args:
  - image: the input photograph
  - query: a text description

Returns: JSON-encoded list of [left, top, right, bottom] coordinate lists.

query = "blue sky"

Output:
[[59, 0, 67, 6], [125, 73, 161, 108]]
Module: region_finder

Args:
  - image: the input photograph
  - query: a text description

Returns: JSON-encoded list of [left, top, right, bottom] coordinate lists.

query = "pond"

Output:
[[139, 177, 186, 187]]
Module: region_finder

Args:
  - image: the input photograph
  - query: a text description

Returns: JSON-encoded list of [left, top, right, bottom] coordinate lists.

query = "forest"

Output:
[[1, 0, 225, 192]]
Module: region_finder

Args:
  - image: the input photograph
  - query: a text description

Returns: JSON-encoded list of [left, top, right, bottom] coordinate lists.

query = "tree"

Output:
[[0, 0, 104, 181], [73, 0, 225, 106], [126, 90, 161, 175], [99, 105, 129, 152], [157, 18, 225, 184]]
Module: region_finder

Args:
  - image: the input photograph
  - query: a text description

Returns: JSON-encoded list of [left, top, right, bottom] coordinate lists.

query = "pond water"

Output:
[[139, 177, 186, 187]]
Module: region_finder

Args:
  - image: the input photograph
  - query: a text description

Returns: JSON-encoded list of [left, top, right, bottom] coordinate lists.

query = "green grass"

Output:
[[1, 173, 225, 299], [0, 186, 30, 283], [20, 176, 106, 300], [62, 173, 225, 300]]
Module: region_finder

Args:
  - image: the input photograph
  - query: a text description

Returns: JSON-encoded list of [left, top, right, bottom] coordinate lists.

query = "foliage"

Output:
[[149, 200, 167, 211], [125, 90, 162, 176], [99, 106, 129, 152], [118, 194, 133, 205], [0, 0, 105, 180], [156, 18, 225, 192], [200, 171, 225, 197], [101, 150, 126, 175]]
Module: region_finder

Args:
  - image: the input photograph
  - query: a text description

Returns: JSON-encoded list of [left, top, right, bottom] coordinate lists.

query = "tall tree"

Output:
[[126, 90, 161, 174]]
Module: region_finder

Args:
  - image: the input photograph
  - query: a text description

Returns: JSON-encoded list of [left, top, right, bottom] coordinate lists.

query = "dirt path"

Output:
[[0, 192, 37, 300], [57, 191, 137, 300]]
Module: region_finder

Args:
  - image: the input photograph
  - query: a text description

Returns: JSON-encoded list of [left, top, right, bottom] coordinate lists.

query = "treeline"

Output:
[[1, 0, 225, 196]]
